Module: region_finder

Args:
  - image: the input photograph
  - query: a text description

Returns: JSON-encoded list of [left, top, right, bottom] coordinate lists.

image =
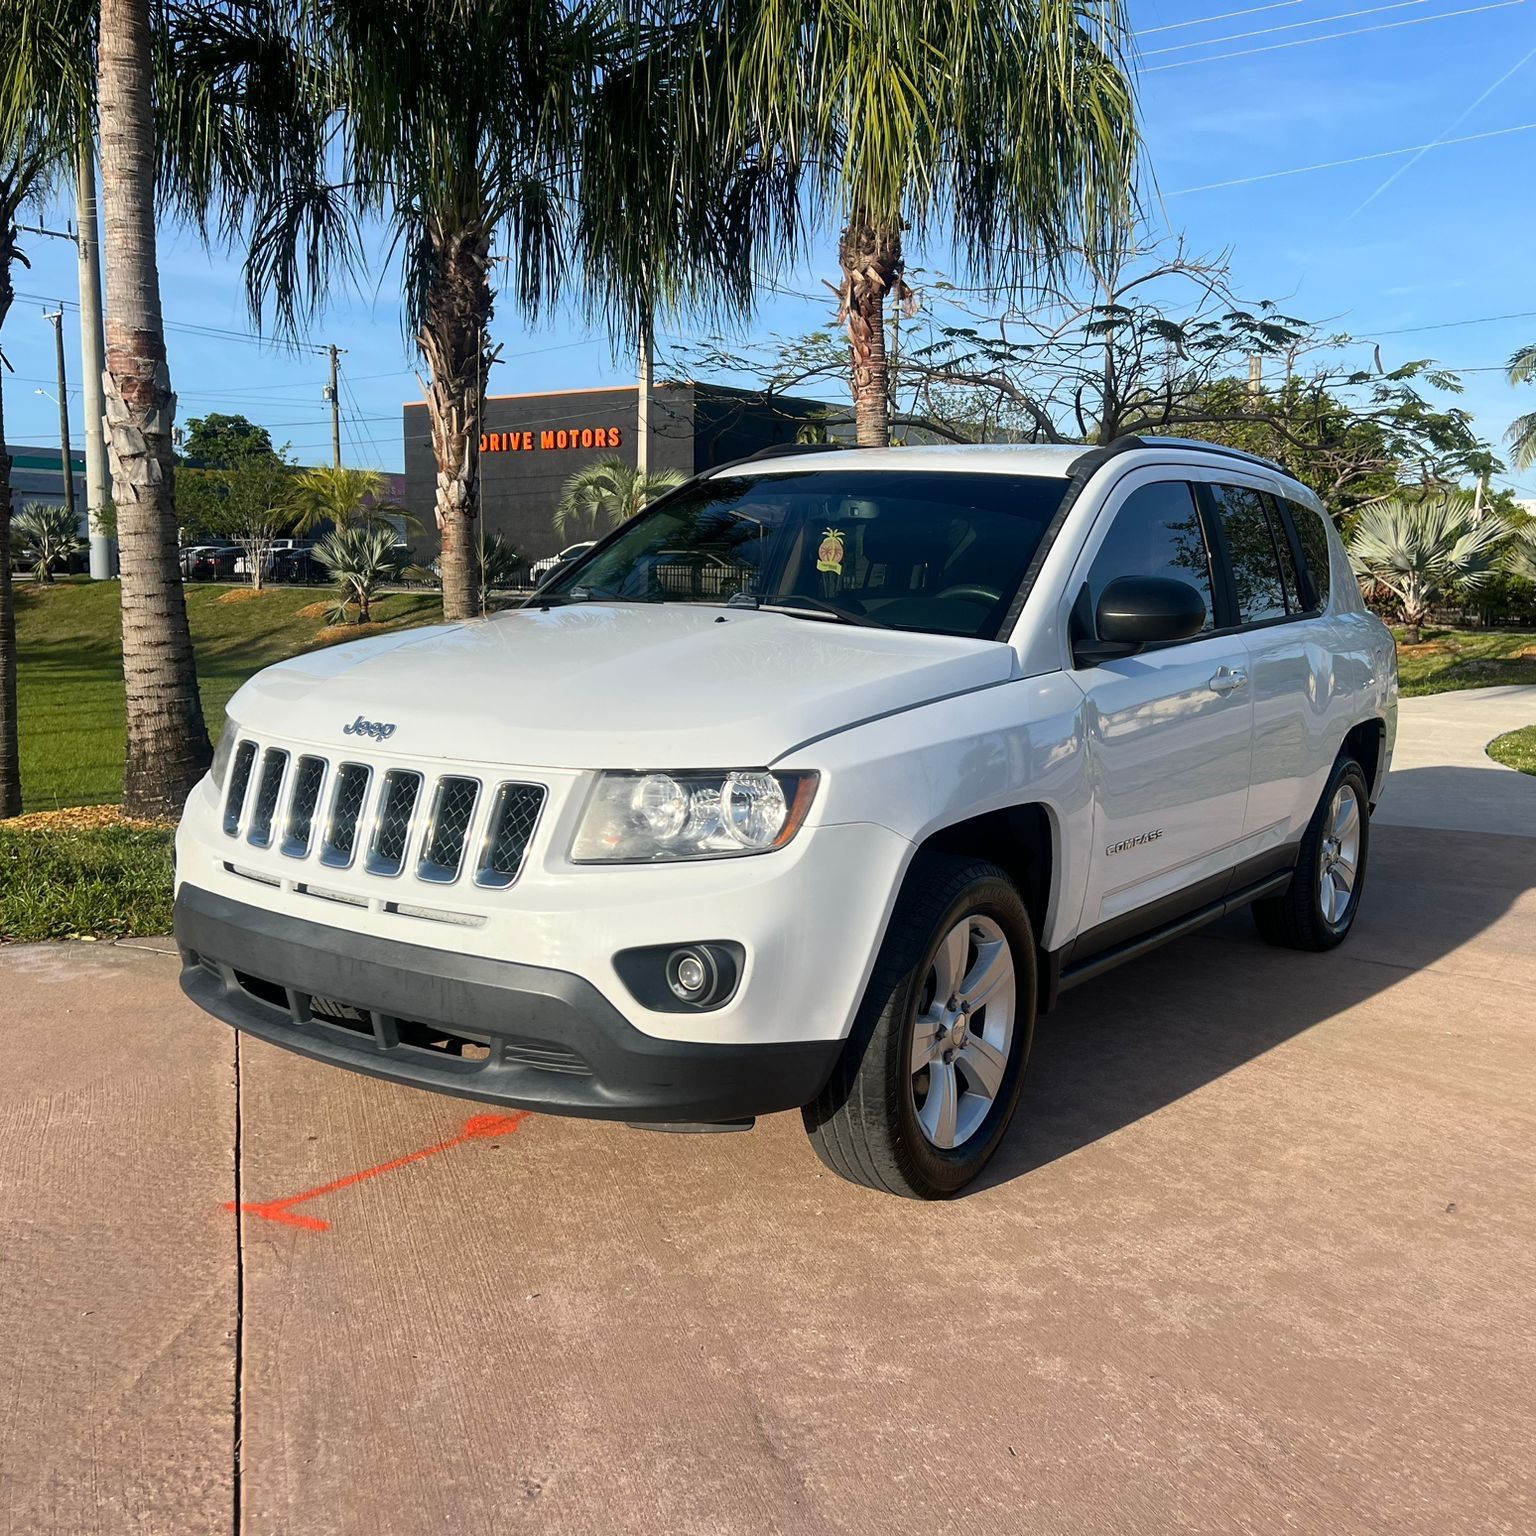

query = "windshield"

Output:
[[540, 468, 1070, 640]]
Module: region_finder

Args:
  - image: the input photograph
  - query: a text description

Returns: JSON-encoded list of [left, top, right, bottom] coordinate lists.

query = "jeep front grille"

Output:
[[221, 740, 545, 889]]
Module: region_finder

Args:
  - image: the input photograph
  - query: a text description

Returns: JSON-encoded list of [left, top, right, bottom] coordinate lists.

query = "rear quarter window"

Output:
[[1287, 500, 1333, 609]]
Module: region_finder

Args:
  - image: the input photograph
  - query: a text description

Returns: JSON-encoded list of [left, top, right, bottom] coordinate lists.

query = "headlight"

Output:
[[571, 770, 818, 863], [209, 716, 237, 790]]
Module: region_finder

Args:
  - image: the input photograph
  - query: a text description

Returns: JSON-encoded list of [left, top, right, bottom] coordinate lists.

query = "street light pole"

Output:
[[75, 143, 113, 579], [43, 310, 76, 524]]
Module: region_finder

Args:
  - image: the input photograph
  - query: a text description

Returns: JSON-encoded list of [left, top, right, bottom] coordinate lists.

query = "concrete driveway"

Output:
[[3, 696, 1534, 1535]]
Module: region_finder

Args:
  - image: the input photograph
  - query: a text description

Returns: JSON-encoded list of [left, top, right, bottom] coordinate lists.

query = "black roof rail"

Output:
[[1065, 435, 1148, 480], [702, 439, 863, 478], [1125, 434, 1286, 473]]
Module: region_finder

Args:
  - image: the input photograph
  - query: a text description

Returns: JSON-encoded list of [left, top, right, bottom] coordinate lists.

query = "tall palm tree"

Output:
[[0, 0, 92, 817], [699, 0, 1140, 445], [242, 0, 587, 624], [1504, 343, 1536, 470], [98, 0, 215, 817], [1347, 491, 1509, 644], [554, 456, 686, 541]]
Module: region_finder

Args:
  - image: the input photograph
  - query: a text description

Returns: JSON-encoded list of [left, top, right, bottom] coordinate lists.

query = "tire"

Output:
[[1252, 756, 1372, 952], [802, 853, 1036, 1199]]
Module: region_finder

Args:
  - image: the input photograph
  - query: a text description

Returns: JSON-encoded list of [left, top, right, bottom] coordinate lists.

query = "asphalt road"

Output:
[[2, 697, 1534, 1535]]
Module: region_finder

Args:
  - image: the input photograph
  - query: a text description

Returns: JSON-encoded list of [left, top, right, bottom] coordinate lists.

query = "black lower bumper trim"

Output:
[[174, 884, 841, 1123]]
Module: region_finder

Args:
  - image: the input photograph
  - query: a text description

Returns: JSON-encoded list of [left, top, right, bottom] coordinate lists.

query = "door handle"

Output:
[[1208, 666, 1248, 694]]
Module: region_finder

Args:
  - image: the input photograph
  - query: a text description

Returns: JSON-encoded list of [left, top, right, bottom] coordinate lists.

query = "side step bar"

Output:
[[1056, 869, 1294, 995]]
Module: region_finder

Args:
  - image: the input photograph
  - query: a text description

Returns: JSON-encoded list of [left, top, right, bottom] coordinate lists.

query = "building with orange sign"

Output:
[[401, 381, 836, 565]]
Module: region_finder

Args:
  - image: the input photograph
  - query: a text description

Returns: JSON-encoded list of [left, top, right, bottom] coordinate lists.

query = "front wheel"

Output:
[[803, 854, 1036, 1199]]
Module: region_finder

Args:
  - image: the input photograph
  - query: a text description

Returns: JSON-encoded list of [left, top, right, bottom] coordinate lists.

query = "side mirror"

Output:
[[1073, 575, 1207, 665]]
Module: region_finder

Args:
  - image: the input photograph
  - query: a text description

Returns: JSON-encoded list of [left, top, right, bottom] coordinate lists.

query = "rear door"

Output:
[[1067, 473, 1255, 948]]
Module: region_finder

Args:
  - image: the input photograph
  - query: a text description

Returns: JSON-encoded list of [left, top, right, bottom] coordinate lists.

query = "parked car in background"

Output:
[[180, 545, 240, 582], [175, 438, 1396, 1199], [529, 541, 596, 585]]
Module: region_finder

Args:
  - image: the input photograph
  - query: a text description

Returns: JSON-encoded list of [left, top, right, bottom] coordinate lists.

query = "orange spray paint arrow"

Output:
[[227, 1111, 528, 1232]]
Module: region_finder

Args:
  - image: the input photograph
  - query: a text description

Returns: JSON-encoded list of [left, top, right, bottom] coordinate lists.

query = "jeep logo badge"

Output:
[[343, 715, 397, 742]]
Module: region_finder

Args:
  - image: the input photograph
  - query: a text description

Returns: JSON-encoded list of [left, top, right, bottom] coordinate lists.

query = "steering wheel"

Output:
[[935, 583, 1003, 605]]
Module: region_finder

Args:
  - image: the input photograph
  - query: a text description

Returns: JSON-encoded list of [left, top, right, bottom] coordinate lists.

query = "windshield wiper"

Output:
[[745, 593, 889, 629]]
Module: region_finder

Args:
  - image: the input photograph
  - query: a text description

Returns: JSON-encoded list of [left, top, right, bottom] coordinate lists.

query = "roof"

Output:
[[710, 437, 1292, 482], [710, 443, 1089, 478]]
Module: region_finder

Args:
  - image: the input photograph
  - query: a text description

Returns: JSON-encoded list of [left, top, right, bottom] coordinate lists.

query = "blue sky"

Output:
[[6, 0, 1536, 491]]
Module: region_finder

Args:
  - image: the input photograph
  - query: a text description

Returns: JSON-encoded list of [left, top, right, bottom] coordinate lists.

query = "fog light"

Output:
[[614, 940, 745, 1013], [667, 947, 718, 1003]]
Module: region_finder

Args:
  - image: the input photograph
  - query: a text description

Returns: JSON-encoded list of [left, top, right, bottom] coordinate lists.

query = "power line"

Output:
[[1143, 0, 1434, 57], [1167, 120, 1536, 193], [1136, 0, 1319, 35], [1349, 39, 1536, 212], [1143, 0, 1526, 71]]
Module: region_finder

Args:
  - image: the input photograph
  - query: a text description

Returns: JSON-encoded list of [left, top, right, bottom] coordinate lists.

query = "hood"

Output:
[[227, 603, 1018, 770]]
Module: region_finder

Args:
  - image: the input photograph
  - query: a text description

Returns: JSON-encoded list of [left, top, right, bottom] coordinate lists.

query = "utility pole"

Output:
[[325, 344, 344, 468], [75, 144, 113, 579], [43, 310, 76, 524], [636, 314, 653, 480]]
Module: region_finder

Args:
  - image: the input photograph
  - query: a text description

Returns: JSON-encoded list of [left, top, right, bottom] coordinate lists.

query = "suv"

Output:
[[174, 439, 1397, 1198]]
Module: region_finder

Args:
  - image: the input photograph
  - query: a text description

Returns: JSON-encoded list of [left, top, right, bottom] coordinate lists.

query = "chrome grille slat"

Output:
[[366, 770, 423, 877], [476, 783, 546, 888], [282, 755, 327, 858], [320, 763, 372, 868], [222, 740, 258, 836], [418, 776, 480, 884], [246, 749, 290, 848]]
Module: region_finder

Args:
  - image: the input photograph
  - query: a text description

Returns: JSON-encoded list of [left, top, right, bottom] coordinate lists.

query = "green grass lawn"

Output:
[[0, 812, 176, 942], [1393, 628, 1536, 697], [1487, 724, 1536, 775], [14, 580, 439, 812]]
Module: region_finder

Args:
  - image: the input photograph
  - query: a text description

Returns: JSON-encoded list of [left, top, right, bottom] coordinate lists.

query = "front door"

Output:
[[1068, 476, 1255, 946]]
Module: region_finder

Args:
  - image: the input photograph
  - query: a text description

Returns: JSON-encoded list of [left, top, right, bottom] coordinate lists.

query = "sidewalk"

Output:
[[1376, 684, 1536, 835]]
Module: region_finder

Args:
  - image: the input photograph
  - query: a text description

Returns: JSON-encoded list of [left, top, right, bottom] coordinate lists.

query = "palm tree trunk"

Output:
[[0, 220, 21, 818], [839, 217, 902, 447], [99, 0, 211, 818], [418, 225, 491, 624]]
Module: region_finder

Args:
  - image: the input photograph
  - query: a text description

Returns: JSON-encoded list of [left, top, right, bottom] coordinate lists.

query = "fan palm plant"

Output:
[[1347, 491, 1510, 644], [1506, 524, 1536, 587], [291, 465, 415, 535], [13, 504, 84, 583], [312, 523, 401, 624], [687, 0, 1140, 445], [554, 457, 686, 541]]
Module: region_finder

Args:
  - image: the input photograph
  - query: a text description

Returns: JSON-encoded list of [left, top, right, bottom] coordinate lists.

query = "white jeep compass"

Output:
[[174, 437, 1397, 1198]]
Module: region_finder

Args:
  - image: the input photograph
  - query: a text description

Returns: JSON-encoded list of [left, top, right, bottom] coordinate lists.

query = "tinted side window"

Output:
[[1086, 481, 1215, 633], [1264, 494, 1304, 612], [1288, 499, 1333, 608], [1211, 483, 1287, 624]]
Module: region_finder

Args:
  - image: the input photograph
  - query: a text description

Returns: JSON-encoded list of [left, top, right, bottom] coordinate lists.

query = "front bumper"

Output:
[[175, 885, 842, 1123]]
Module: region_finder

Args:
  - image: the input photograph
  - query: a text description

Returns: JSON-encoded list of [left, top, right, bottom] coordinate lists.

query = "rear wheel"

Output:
[[803, 854, 1036, 1199], [1253, 756, 1371, 951]]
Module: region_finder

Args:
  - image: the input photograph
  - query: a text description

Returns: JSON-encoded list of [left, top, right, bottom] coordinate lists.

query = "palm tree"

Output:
[[312, 523, 400, 623], [98, 0, 217, 816], [698, 0, 1139, 445], [291, 465, 415, 535], [1504, 343, 1536, 470], [554, 457, 686, 541], [1506, 524, 1536, 586], [1347, 491, 1509, 644], [240, 1, 590, 625], [13, 504, 84, 583], [0, 0, 91, 817]]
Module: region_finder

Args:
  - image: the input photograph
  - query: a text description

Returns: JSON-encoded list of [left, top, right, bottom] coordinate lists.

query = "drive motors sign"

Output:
[[480, 425, 624, 454]]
